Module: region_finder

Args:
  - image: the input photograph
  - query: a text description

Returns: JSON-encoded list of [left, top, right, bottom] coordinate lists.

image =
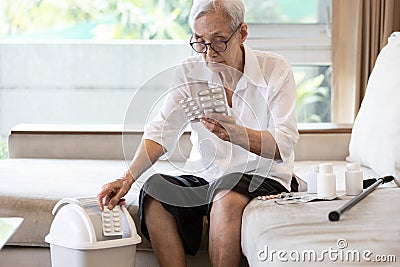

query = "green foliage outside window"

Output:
[[295, 67, 331, 122], [0, 0, 193, 39], [0, 0, 327, 39], [0, 137, 8, 160]]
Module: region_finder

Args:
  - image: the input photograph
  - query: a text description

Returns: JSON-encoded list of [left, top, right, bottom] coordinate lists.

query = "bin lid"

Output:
[[45, 201, 141, 250], [46, 204, 96, 245]]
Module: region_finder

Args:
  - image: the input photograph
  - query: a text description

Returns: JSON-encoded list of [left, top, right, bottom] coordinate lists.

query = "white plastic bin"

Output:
[[45, 197, 141, 267]]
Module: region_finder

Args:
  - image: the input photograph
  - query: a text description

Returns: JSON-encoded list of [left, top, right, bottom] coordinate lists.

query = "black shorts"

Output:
[[138, 172, 297, 256]]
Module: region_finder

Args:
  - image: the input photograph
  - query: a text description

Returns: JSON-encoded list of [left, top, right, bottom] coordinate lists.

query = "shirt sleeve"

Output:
[[143, 66, 189, 159], [263, 56, 299, 164]]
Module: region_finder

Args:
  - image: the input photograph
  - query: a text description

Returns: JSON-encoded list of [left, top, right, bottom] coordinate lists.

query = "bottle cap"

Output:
[[347, 162, 361, 171], [319, 163, 333, 173], [311, 165, 319, 172]]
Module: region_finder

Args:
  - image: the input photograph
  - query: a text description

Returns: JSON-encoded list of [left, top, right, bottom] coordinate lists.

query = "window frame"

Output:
[[245, 23, 331, 66]]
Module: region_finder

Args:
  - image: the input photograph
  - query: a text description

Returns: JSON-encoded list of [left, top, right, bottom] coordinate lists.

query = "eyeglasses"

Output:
[[189, 23, 242, 53]]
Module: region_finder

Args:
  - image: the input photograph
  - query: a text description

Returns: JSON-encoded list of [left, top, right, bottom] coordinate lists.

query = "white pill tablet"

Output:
[[215, 106, 226, 112], [214, 100, 224, 106], [200, 96, 212, 101], [212, 94, 224, 99], [198, 90, 210, 96], [211, 88, 223, 93]]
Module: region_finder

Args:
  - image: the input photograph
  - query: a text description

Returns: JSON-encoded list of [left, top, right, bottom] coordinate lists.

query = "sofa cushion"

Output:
[[4, 159, 388, 254], [243, 161, 400, 267], [0, 158, 208, 251], [347, 32, 400, 186]]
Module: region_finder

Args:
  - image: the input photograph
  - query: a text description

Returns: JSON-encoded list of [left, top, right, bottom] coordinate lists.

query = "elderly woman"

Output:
[[97, 0, 298, 266]]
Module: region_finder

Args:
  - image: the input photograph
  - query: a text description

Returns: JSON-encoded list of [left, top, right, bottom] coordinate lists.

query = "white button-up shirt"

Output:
[[144, 46, 298, 190]]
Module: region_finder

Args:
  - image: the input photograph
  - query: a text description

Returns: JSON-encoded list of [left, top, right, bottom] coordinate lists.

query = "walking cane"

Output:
[[328, 176, 394, 221]]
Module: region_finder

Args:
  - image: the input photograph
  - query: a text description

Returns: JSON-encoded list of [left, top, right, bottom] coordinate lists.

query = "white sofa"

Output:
[[3, 123, 398, 267], [240, 32, 400, 267], [242, 162, 399, 266]]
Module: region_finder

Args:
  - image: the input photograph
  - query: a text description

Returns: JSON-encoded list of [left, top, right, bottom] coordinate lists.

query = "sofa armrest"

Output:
[[294, 123, 352, 161], [8, 123, 352, 161], [8, 124, 191, 161]]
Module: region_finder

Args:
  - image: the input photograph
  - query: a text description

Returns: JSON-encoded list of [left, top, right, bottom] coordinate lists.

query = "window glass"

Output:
[[0, 0, 332, 159], [1, 0, 332, 39], [293, 66, 332, 123], [244, 0, 332, 24], [0, 0, 192, 40], [244, 0, 333, 123]]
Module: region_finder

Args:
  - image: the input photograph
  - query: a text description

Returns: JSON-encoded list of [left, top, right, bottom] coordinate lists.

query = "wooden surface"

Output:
[[10, 123, 353, 135]]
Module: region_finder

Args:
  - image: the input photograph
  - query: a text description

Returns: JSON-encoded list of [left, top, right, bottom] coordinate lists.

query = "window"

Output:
[[0, 0, 332, 158], [244, 0, 332, 123]]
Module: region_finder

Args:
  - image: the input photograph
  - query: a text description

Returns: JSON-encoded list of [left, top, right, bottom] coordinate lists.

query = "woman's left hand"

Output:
[[200, 113, 246, 143]]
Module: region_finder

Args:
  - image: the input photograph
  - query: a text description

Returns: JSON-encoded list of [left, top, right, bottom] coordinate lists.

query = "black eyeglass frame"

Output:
[[189, 23, 243, 54]]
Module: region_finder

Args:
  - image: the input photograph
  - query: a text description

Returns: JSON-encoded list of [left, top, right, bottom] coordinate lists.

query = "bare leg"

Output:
[[144, 196, 186, 267], [209, 190, 250, 267]]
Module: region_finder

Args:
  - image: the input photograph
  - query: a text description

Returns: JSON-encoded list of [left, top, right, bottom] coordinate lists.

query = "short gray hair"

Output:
[[189, 0, 245, 32]]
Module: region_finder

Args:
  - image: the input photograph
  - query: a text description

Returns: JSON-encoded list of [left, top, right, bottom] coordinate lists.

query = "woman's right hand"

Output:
[[97, 177, 134, 211]]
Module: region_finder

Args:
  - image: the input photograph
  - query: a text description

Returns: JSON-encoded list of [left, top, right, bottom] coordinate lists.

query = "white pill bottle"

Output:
[[317, 163, 336, 198], [345, 162, 363, 196], [307, 165, 319, 194]]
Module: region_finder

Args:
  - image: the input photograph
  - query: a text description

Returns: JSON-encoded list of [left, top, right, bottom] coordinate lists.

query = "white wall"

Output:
[[0, 41, 192, 137]]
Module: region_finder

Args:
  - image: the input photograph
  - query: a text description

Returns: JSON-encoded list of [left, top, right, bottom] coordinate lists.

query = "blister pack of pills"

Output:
[[178, 97, 203, 122], [178, 87, 229, 122], [101, 205, 123, 236]]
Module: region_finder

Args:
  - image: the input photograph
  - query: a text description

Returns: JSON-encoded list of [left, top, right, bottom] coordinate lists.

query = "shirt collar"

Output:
[[239, 45, 268, 90], [186, 45, 268, 90]]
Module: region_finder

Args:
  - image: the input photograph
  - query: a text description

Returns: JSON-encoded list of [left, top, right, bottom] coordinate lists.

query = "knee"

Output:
[[210, 191, 249, 220], [142, 173, 172, 198], [142, 173, 161, 190]]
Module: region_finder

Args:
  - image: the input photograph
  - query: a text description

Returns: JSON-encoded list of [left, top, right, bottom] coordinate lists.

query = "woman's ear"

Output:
[[239, 23, 248, 44]]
